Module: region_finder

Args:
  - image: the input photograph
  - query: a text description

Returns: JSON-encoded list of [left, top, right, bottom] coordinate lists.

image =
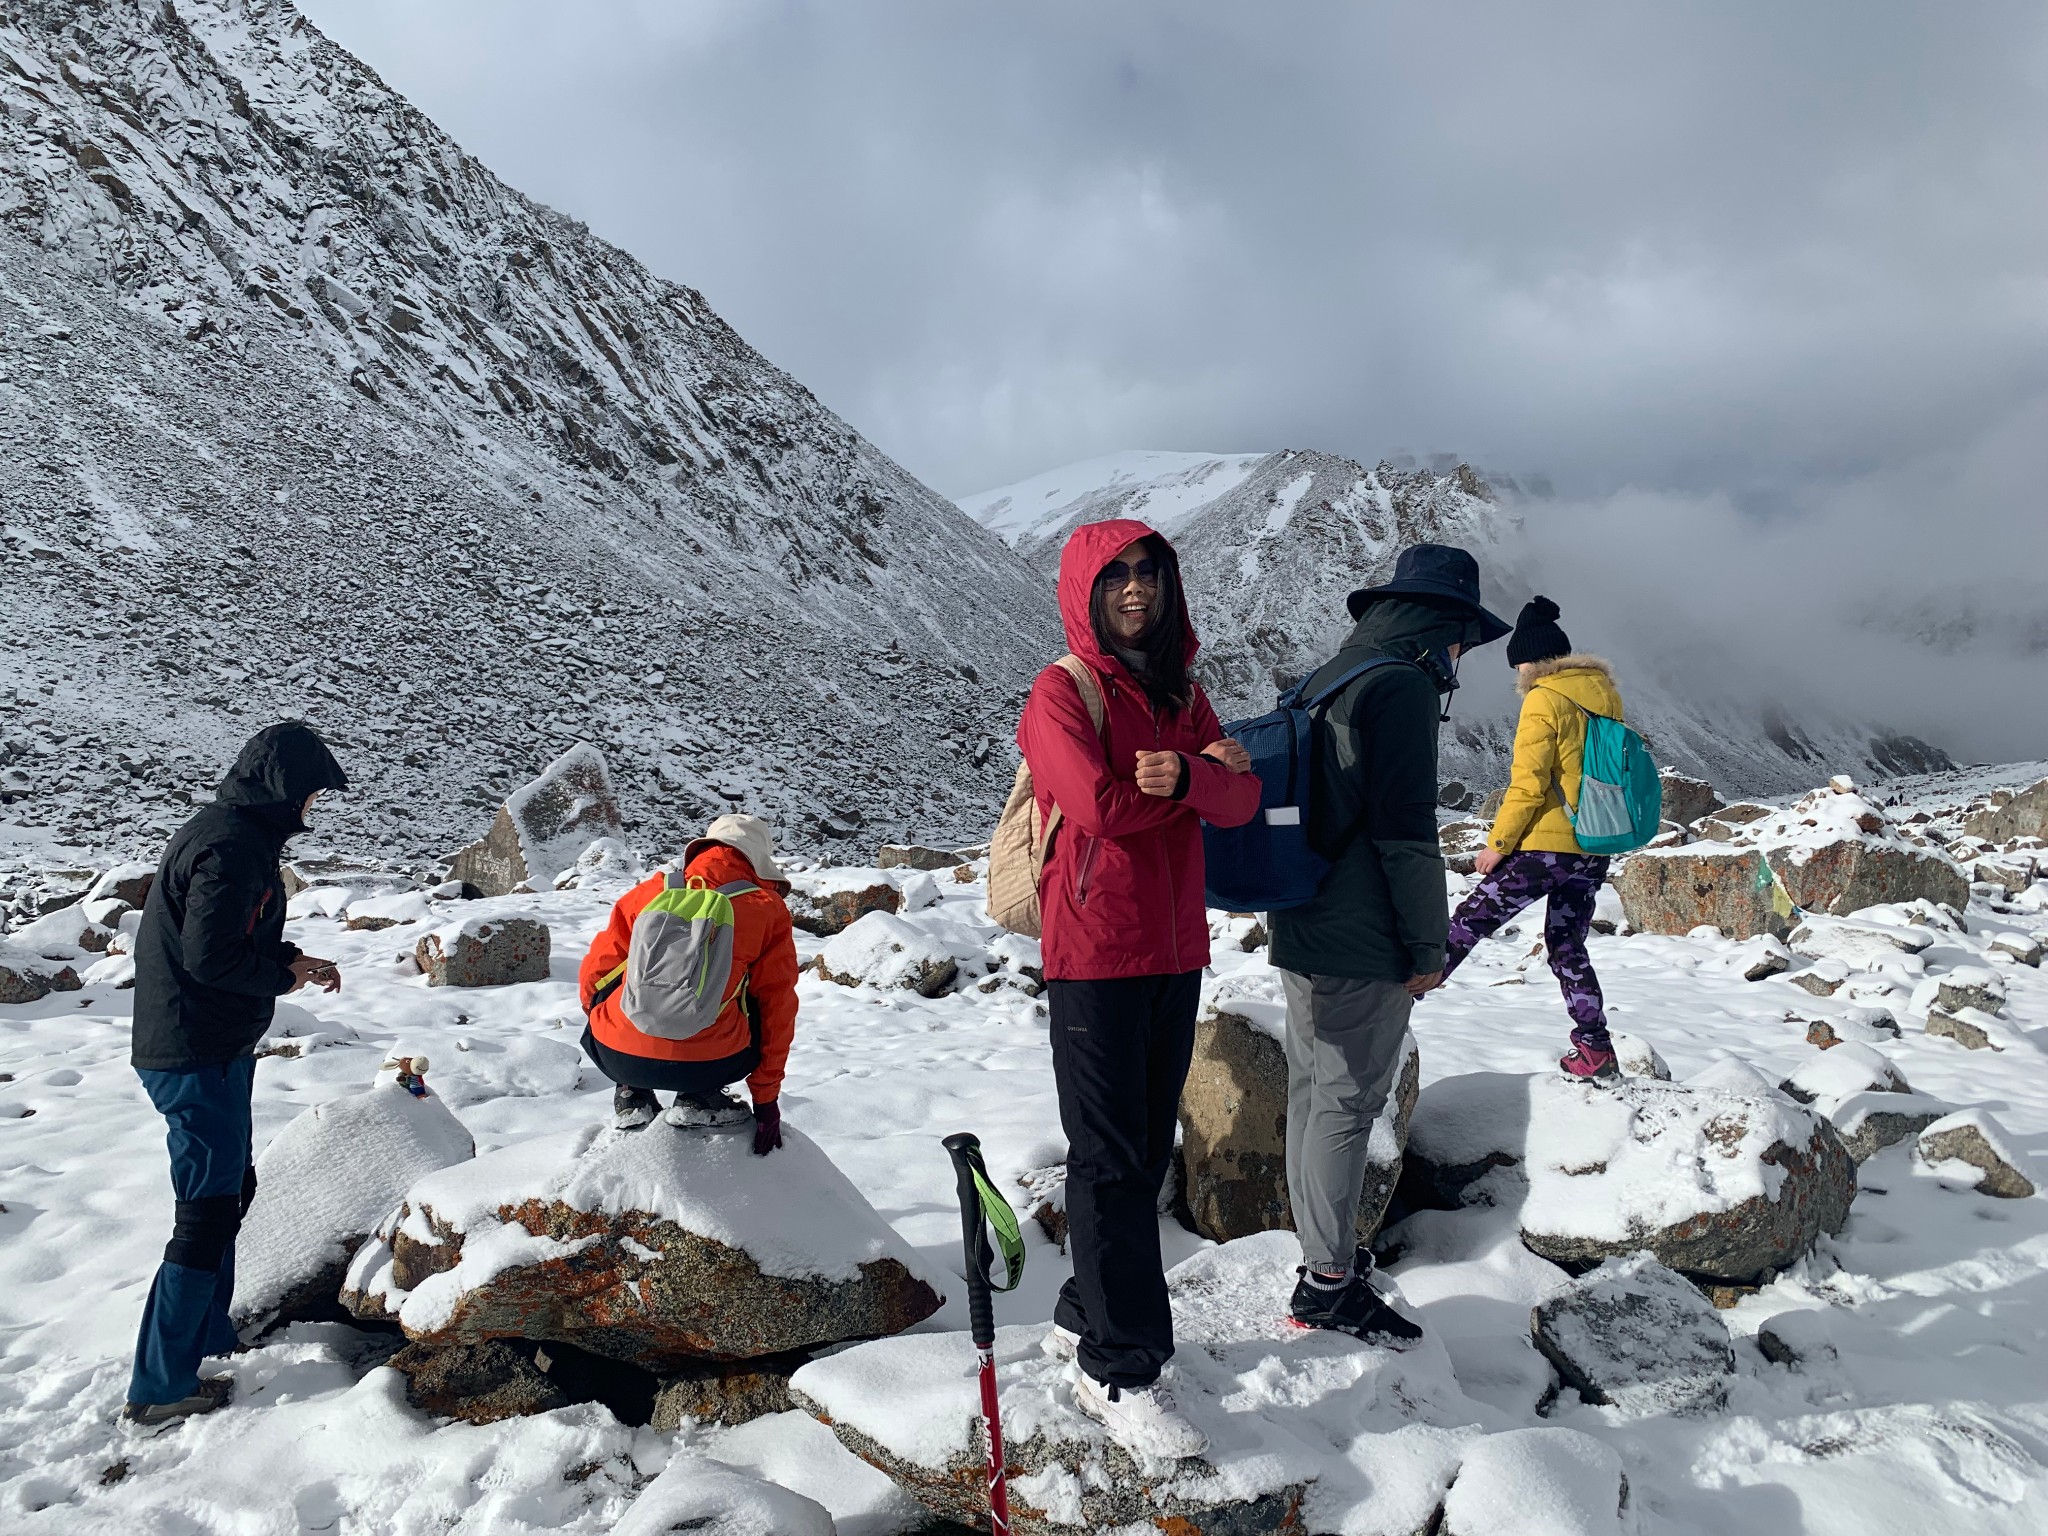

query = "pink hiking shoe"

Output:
[[1559, 1040, 1619, 1081]]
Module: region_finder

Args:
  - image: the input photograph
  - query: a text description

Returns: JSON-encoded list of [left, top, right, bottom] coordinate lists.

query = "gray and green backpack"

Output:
[[616, 874, 759, 1040]]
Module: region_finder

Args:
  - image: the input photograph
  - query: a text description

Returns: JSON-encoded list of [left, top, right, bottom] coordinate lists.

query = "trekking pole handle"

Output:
[[942, 1132, 997, 1351]]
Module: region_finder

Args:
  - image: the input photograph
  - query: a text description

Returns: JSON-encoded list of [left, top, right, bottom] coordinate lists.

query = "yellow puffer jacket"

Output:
[[1486, 655, 1626, 855]]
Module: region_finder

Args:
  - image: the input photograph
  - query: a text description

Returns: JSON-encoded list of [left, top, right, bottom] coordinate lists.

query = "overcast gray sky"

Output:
[[297, 0, 2048, 759]]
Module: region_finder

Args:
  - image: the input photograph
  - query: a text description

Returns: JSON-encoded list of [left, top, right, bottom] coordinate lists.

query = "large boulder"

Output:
[[0, 946, 83, 1004], [1405, 1071, 1855, 1283], [1768, 842, 1968, 918], [415, 915, 551, 987], [876, 844, 969, 872], [1962, 777, 2048, 843], [785, 868, 904, 936], [1530, 1253, 1734, 1416], [1615, 847, 1792, 940], [446, 743, 624, 897], [1660, 770, 1723, 829], [814, 911, 957, 997], [344, 1121, 942, 1368], [1178, 989, 1418, 1245], [234, 1065, 475, 1329]]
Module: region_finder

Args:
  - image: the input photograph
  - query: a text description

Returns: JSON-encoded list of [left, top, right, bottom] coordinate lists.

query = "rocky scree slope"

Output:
[[964, 449, 1948, 798], [0, 0, 1058, 872]]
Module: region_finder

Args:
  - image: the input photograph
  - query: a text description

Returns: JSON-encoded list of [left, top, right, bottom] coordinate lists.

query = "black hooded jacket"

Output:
[[131, 722, 349, 1071], [1268, 598, 1472, 983]]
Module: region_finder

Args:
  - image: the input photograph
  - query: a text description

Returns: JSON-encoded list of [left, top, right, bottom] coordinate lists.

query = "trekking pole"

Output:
[[942, 1132, 1025, 1536]]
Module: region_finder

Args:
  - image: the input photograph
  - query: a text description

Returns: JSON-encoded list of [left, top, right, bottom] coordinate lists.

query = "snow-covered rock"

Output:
[[1917, 1110, 2037, 1199], [614, 1454, 837, 1536], [1935, 966, 2007, 1016], [1925, 1006, 2007, 1053], [233, 1068, 475, 1330], [1178, 984, 1418, 1244], [1610, 1033, 1672, 1081], [1406, 1072, 1855, 1282], [793, 1232, 1474, 1536], [1440, 1427, 1630, 1536], [1660, 771, 1724, 828], [353, 1121, 942, 1367], [1827, 1090, 1951, 1166], [815, 911, 957, 997], [1616, 847, 1794, 940], [0, 947, 82, 1005], [785, 869, 905, 937], [1776, 1041, 1911, 1109], [415, 915, 552, 988], [1961, 777, 2048, 843], [1530, 1252, 1734, 1416], [445, 745, 624, 898]]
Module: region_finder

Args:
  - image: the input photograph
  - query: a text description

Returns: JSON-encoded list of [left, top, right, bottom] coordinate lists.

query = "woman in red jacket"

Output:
[[1018, 518, 1260, 1460]]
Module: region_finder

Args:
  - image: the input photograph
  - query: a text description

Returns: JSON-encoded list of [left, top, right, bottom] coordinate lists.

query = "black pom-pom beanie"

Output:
[[1507, 596, 1571, 666]]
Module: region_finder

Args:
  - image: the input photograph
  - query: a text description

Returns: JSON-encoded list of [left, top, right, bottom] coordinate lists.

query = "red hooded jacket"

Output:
[[1017, 520, 1261, 981]]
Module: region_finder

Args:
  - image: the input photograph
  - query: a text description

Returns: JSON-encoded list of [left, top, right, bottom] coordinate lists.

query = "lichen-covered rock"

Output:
[[446, 744, 624, 897], [233, 1069, 475, 1330], [415, 915, 551, 987], [1768, 841, 1968, 919], [1177, 991, 1418, 1245], [1530, 1253, 1734, 1415], [1616, 847, 1791, 939], [387, 1339, 569, 1425], [349, 1121, 942, 1368], [1918, 1110, 2037, 1198], [814, 911, 957, 997], [651, 1354, 807, 1428], [785, 870, 904, 936]]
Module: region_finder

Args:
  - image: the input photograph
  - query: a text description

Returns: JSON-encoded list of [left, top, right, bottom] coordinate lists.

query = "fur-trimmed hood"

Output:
[[1516, 653, 1623, 718]]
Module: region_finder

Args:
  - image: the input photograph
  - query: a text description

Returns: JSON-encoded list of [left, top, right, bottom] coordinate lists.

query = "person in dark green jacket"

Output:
[[1268, 545, 1506, 1344]]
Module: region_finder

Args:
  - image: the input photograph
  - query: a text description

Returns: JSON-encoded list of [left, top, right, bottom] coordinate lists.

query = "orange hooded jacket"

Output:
[[578, 842, 800, 1104]]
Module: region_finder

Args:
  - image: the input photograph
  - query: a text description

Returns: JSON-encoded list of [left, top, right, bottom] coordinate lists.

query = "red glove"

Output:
[[751, 1100, 782, 1156]]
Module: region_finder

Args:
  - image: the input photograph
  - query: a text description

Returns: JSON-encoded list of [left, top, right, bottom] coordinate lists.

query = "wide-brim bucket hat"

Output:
[[685, 813, 787, 884], [1346, 542, 1511, 643]]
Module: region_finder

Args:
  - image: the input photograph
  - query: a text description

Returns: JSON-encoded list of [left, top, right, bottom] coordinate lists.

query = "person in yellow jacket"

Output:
[[1428, 597, 1626, 1079]]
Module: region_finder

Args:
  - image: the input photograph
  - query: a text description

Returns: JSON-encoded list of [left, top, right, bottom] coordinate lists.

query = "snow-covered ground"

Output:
[[3, 772, 2046, 1533]]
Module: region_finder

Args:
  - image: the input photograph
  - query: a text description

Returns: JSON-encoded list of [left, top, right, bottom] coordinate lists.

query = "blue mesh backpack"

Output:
[[1201, 657, 1409, 911]]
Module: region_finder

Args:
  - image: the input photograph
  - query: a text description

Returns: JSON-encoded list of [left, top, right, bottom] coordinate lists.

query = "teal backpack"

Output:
[[1564, 707, 1663, 854]]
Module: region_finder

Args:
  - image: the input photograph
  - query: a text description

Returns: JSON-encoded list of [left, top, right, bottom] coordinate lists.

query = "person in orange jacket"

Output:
[[578, 814, 799, 1151]]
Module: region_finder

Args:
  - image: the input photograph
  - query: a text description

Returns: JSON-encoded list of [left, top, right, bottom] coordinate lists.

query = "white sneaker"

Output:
[[1041, 1323, 1080, 1362], [1072, 1371, 1208, 1461]]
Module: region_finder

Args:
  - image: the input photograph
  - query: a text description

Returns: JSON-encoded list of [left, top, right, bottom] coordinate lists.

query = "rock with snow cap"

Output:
[[354, 1121, 942, 1368], [1917, 1110, 2037, 1198], [415, 915, 551, 988], [1776, 1041, 1911, 1108], [0, 947, 82, 1005], [1660, 770, 1723, 829], [445, 744, 623, 898], [1935, 966, 2006, 1017], [785, 869, 904, 936], [1827, 1091, 1951, 1165], [234, 1061, 475, 1329], [814, 910, 958, 997], [1178, 981, 1419, 1244], [1987, 931, 2043, 967], [614, 1453, 837, 1536], [1925, 1006, 2006, 1052], [1530, 1252, 1735, 1415], [1441, 1428, 1629, 1536]]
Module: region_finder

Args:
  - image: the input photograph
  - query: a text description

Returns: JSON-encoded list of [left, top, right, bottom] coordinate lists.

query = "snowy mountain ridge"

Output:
[[963, 449, 1950, 797], [0, 0, 1059, 871]]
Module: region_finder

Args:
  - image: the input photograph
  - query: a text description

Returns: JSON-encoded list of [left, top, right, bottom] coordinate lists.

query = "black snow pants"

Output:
[[1047, 971, 1200, 1390]]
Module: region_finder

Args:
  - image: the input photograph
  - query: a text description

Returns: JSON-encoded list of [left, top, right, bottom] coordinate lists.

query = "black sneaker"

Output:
[[664, 1090, 752, 1130], [1288, 1269, 1424, 1348], [121, 1376, 232, 1434], [612, 1084, 660, 1131]]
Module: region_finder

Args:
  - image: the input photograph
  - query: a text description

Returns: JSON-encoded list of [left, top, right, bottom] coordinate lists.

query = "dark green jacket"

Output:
[[1267, 599, 1463, 982]]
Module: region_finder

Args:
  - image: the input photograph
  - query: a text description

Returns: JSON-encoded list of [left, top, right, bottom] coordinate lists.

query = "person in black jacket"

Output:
[[1267, 545, 1506, 1346], [124, 721, 347, 1430]]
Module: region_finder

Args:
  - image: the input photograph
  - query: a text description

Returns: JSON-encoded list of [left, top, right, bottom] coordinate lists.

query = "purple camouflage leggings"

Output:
[[1441, 851, 1613, 1048]]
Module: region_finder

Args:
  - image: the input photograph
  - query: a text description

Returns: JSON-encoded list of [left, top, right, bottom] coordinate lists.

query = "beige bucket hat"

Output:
[[684, 813, 786, 884]]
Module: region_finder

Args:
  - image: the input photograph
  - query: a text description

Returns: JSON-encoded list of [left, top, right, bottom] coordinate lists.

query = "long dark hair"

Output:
[[1091, 534, 1194, 717]]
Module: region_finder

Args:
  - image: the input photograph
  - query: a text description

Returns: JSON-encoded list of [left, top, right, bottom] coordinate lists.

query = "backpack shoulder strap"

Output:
[[715, 881, 761, 898], [1053, 654, 1109, 745], [1300, 655, 1413, 713]]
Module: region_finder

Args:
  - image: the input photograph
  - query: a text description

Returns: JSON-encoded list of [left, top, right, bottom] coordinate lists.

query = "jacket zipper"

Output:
[[1075, 836, 1099, 906], [1157, 709, 1182, 974]]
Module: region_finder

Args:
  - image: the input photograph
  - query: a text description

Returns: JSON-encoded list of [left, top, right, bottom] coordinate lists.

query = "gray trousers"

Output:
[[1280, 969, 1414, 1273]]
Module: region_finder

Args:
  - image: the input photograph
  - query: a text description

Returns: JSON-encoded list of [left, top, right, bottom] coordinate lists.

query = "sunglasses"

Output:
[[1095, 558, 1161, 588]]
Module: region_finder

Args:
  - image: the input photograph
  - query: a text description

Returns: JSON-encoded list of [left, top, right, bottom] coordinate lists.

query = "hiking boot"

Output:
[[1559, 1041, 1620, 1081], [121, 1376, 232, 1434], [612, 1084, 660, 1130], [1072, 1371, 1208, 1460], [1288, 1269, 1425, 1348], [664, 1089, 753, 1130], [1041, 1323, 1081, 1362]]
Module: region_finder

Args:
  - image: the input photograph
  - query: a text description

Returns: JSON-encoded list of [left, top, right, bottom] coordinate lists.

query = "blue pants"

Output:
[[128, 1056, 257, 1406]]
